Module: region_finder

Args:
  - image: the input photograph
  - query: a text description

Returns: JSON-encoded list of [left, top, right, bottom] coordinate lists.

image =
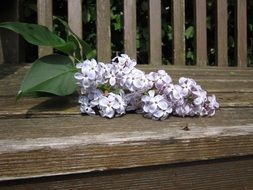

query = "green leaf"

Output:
[[16, 54, 77, 100], [0, 22, 76, 56], [54, 17, 95, 60], [0, 22, 64, 46], [185, 26, 194, 39]]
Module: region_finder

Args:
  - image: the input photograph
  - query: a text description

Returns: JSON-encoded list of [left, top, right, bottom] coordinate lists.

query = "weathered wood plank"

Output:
[[149, 0, 162, 65], [1, 156, 253, 190], [37, 0, 53, 57], [1, 92, 253, 118], [124, 0, 136, 60], [215, 0, 228, 67], [68, 0, 82, 38], [0, 65, 253, 97], [96, 0, 111, 62], [235, 0, 247, 67], [194, 0, 207, 66], [0, 108, 253, 180], [172, 0, 185, 65]]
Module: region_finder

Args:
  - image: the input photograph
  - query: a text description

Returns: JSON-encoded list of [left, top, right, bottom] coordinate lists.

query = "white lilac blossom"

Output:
[[141, 90, 172, 120], [75, 54, 219, 120]]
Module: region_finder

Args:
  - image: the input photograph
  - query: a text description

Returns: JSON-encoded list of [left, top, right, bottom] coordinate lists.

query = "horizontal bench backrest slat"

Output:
[[35, 0, 250, 67]]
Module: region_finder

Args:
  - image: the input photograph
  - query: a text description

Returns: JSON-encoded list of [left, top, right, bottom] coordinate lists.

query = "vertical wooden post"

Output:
[[124, 0, 136, 60], [194, 0, 207, 66], [149, 0, 162, 66], [68, 0, 82, 39], [96, 0, 111, 62], [215, 0, 228, 67], [235, 0, 247, 67], [0, 0, 25, 64], [37, 0, 53, 57], [172, 0, 185, 66]]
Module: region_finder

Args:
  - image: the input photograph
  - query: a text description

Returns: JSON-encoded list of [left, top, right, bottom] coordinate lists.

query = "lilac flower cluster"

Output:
[[75, 54, 219, 120]]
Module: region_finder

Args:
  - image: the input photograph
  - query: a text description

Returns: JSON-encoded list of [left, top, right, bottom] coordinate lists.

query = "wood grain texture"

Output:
[[172, 0, 185, 65], [1, 65, 253, 97], [124, 0, 136, 60], [68, 0, 82, 38], [0, 64, 253, 186], [37, 0, 53, 57], [215, 0, 228, 67], [0, 108, 253, 180], [96, 0, 111, 62], [235, 0, 247, 67], [194, 0, 207, 66], [1, 156, 253, 190], [149, 0, 162, 65], [1, 92, 253, 118]]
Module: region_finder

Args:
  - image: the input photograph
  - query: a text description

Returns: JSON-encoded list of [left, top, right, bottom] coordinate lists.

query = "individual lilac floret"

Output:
[[146, 70, 172, 91], [124, 92, 143, 111], [75, 59, 107, 93], [98, 93, 127, 118], [79, 96, 95, 115], [204, 95, 219, 116], [141, 90, 172, 120], [112, 54, 136, 78], [120, 68, 148, 92]]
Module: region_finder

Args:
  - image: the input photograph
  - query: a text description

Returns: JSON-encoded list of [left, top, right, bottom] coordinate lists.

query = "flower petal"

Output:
[[99, 97, 108, 107], [148, 90, 155, 97], [158, 100, 168, 110], [154, 110, 164, 118]]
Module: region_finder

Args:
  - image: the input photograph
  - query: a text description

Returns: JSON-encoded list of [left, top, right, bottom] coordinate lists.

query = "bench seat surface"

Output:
[[0, 64, 253, 189]]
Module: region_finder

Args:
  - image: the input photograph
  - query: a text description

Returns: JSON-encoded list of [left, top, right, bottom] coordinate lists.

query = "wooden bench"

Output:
[[0, 0, 253, 189]]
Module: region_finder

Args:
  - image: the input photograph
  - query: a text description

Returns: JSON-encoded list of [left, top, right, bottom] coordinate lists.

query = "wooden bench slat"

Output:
[[149, 0, 162, 65], [172, 0, 185, 65], [236, 0, 247, 67], [215, 0, 228, 67], [0, 108, 253, 181], [96, 0, 111, 62], [194, 0, 207, 66], [37, 0, 53, 57], [124, 0, 137, 60], [1, 91, 253, 118], [68, 0, 82, 39], [1, 156, 253, 190], [0, 157, 253, 190], [1, 65, 253, 97]]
